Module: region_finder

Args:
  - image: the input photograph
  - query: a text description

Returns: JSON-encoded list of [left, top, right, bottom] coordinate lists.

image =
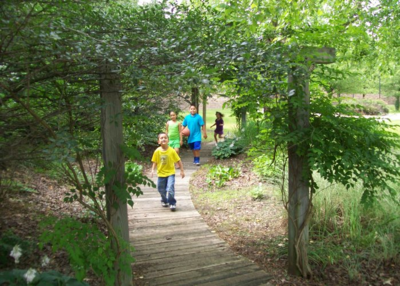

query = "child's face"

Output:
[[216, 113, 221, 119], [189, 106, 197, 115], [170, 112, 177, 120], [158, 134, 169, 146]]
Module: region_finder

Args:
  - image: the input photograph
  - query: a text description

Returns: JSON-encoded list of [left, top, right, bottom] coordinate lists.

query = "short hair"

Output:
[[216, 112, 224, 117], [158, 132, 168, 139]]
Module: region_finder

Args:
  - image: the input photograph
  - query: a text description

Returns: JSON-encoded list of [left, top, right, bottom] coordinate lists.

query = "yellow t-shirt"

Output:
[[151, 146, 180, 177]]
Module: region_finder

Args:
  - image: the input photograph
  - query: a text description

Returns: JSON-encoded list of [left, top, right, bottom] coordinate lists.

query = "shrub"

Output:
[[39, 217, 134, 285], [252, 154, 284, 184], [211, 137, 245, 159], [338, 98, 389, 115]]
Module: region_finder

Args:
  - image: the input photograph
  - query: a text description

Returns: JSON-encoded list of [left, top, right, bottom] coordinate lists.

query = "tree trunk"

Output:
[[100, 64, 132, 286], [191, 87, 199, 110], [287, 68, 312, 278], [241, 107, 247, 129], [202, 93, 207, 125]]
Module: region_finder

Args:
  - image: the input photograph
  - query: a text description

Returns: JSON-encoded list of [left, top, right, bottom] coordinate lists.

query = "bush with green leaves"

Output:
[[338, 98, 389, 115], [211, 137, 245, 159], [39, 217, 133, 285], [206, 164, 240, 188], [233, 121, 261, 148], [0, 231, 87, 285], [252, 154, 285, 184]]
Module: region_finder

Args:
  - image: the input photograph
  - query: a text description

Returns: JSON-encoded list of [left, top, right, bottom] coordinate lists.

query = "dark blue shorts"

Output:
[[188, 141, 201, 150]]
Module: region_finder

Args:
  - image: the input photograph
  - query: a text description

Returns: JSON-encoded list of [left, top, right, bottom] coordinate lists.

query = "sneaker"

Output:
[[170, 205, 176, 211], [161, 202, 169, 207], [195, 162, 200, 166]]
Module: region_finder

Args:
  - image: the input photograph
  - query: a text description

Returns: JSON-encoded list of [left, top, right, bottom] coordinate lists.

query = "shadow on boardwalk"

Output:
[[129, 142, 272, 285]]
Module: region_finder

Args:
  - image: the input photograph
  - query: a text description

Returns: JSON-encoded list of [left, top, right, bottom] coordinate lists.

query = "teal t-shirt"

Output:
[[182, 114, 204, 143]]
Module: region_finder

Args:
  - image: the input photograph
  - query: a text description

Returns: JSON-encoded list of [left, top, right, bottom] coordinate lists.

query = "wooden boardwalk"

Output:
[[129, 142, 272, 285]]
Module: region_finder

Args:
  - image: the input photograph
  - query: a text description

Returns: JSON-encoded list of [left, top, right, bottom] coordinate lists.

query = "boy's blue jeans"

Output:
[[157, 175, 176, 206]]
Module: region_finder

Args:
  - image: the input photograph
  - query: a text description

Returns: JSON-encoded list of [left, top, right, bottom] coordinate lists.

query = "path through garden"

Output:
[[129, 142, 273, 285]]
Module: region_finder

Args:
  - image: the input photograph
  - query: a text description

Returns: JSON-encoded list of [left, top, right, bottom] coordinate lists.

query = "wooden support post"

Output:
[[100, 64, 132, 286], [287, 47, 335, 278]]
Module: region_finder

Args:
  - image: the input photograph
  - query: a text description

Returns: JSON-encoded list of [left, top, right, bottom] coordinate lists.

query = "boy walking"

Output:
[[182, 104, 208, 166], [151, 132, 185, 211]]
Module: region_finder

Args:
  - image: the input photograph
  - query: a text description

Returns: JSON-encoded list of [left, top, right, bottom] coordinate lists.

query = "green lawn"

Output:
[[182, 107, 237, 142], [387, 119, 400, 135]]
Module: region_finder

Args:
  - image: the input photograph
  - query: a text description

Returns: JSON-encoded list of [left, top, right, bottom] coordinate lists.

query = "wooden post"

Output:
[[287, 47, 335, 277], [100, 64, 132, 286]]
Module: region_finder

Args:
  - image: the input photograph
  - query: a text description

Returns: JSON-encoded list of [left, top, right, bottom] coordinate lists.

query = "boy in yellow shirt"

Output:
[[151, 133, 185, 211]]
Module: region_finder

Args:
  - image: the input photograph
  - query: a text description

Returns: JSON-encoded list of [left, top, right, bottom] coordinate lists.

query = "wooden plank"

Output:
[[133, 251, 243, 273]]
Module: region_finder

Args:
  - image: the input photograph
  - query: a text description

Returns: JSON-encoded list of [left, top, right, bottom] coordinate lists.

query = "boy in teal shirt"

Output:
[[182, 104, 207, 166]]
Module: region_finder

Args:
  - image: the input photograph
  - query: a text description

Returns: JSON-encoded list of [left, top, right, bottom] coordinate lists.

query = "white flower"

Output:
[[241, 128, 245, 132], [41, 255, 50, 267], [229, 143, 234, 148], [10, 245, 22, 264], [24, 268, 37, 284]]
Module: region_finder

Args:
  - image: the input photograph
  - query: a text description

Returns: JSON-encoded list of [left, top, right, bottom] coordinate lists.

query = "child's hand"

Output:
[[180, 170, 185, 178]]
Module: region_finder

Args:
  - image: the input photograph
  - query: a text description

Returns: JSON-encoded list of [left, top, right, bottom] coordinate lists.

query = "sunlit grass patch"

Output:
[[386, 119, 400, 135]]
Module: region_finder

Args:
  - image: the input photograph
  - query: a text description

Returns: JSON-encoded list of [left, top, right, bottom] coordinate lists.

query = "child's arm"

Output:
[[210, 123, 216, 128], [166, 121, 169, 133], [151, 162, 157, 178], [202, 124, 208, 139], [178, 122, 183, 145], [177, 160, 185, 178]]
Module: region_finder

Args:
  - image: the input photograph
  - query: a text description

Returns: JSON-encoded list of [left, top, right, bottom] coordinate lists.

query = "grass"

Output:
[[386, 119, 400, 135], [387, 105, 400, 114], [309, 173, 400, 268]]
